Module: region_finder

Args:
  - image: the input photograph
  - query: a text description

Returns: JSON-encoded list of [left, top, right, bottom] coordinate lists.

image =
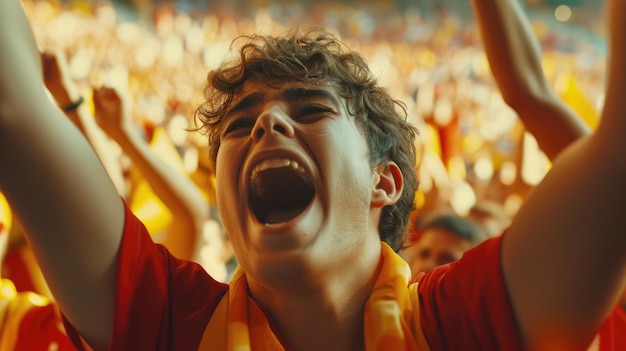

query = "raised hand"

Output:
[[93, 84, 209, 261], [93, 86, 131, 141], [41, 50, 84, 130]]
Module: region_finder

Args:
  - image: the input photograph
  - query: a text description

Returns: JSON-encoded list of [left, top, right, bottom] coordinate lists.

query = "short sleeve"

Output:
[[417, 235, 523, 351], [64, 201, 228, 351]]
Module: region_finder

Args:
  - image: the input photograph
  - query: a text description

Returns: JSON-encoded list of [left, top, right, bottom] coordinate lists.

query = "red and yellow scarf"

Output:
[[200, 243, 430, 350]]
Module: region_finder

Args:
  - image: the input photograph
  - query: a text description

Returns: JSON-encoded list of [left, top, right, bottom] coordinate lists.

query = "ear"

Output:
[[371, 161, 404, 208]]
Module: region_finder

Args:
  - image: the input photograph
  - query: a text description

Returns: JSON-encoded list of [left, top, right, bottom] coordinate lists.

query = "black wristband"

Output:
[[62, 96, 84, 112]]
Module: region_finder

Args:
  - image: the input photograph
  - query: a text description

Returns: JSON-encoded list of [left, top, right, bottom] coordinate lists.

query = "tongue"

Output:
[[264, 207, 305, 225]]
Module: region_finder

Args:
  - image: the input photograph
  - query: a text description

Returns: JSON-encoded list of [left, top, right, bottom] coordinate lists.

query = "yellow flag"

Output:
[[561, 74, 599, 129], [129, 127, 186, 236]]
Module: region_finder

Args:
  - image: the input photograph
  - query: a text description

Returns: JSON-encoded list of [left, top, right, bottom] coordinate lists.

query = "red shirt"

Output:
[[65, 204, 524, 350], [417, 236, 522, 350], [64, 203, 228, 350], [16, 304, 77, 350], [596, 304, 626, 351]]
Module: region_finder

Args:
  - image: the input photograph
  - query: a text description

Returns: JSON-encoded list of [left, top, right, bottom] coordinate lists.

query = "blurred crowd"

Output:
[[4, 0, 607, 284], [1, 0, 624, 349]]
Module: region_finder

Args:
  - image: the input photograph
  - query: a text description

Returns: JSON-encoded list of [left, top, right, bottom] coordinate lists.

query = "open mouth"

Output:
[[249, 159, 315, 225]]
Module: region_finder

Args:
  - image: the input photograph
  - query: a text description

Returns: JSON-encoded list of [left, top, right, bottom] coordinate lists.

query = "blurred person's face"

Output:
[[214, 79, 389, 287], [400, 228, 473, 277]]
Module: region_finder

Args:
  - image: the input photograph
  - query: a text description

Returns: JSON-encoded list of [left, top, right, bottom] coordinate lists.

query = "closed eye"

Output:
[[223, 118, 254, 137], [296, 104, 337, 122]]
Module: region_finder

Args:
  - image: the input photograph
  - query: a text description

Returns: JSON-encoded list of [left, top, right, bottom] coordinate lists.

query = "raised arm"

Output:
[[478, 0, 626, 349], [0, 2, 124, 350], [471, 0, 590, 160], [93, 86, 208, 260], [41, 50, 127, 196]]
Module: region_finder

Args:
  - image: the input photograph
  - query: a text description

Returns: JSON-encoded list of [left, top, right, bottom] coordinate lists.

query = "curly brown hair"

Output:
[[195, 27, 419, 252]]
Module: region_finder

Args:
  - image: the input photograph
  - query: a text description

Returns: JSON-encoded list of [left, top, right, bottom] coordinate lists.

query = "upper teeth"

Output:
[[251, 158, 305, 179]]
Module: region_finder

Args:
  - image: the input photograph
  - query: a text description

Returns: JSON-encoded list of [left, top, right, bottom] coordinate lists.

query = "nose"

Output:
[[251, 106, 295, 142]]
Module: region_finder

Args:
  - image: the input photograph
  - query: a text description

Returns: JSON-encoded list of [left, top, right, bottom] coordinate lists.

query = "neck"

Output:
[[247, 242, 382, 351]]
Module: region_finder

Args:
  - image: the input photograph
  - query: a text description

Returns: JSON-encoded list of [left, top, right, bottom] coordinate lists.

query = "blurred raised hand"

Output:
[[93, 86, 132, 140], [93, 85, 212, 263], [41, 50, 83, 131], [41, 50, 127, 196]]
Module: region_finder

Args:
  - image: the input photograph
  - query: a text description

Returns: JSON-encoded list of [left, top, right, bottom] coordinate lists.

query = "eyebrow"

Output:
[[226, 92, 266, 116], [226, 87, 341, 116], [281, 87, 341, 109]]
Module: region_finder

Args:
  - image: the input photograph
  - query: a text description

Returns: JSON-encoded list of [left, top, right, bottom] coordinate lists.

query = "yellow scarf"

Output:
[[199, 243, 430, 351]]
